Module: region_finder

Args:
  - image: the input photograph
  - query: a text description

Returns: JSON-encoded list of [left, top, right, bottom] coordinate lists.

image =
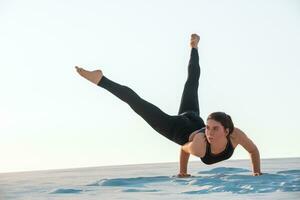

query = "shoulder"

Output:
[[195, 131, 206, 141], [189, 132, 207, 157], [231, 127, 249, 140], [229, 127, 246, 148], [230, 127, 258, 153]]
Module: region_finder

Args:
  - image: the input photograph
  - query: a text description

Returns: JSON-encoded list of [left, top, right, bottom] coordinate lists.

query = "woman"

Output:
[[75, 34, 262, 177]]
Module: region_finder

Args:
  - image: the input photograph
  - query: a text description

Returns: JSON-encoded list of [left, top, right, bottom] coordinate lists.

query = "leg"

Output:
[[98, 76, 188, 144], [75, 66, 191, 145], [178, 47, 200, 115]]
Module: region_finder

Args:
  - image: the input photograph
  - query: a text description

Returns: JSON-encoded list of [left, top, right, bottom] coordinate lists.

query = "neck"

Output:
[[210, 137, 228, 154]]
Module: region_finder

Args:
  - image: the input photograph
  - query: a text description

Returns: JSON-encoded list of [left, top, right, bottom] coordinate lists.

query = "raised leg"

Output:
[[178, 47, 201, 115]]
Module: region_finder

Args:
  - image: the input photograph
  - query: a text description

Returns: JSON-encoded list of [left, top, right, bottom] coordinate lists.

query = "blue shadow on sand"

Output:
[[54, 167, 300, 195], [50, 188, 83, 194]]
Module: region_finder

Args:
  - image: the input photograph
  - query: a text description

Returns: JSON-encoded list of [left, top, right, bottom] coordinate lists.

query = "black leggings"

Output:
[[97, 48, 205, 145]]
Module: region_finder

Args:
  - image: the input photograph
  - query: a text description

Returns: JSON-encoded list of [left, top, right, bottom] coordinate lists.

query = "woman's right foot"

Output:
[[190, 33, 200, 49], [75, 66, 103, 85]]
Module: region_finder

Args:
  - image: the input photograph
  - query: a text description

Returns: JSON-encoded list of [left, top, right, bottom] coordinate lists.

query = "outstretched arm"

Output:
[[234, 128, 262, 176]]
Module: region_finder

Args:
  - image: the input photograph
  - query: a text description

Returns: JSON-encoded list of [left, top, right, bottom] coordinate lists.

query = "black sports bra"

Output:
[[198, 127, 235, 165]]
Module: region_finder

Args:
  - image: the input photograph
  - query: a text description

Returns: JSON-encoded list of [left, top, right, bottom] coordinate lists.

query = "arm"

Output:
[[234, 128, 262, 176], [178, 147, 191, 177], [177, 134, 205, 177]]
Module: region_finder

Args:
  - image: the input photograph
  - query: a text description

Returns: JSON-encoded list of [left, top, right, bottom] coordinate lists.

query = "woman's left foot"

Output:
[[75, 66, 103, 85]]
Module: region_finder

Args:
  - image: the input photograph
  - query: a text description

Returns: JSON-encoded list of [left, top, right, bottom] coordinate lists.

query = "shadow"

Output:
[[86, 176, 171, 187], [50, 188, 83, 194], [122, 188, 161, 193], [82, 167, 300, 194]]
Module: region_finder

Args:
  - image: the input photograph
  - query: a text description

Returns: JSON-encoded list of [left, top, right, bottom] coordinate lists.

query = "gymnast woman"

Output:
[[75, 34, 262, 177]]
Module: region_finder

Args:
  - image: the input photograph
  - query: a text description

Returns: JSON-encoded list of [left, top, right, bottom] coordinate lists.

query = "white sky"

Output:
[[0, 0, 299, 173]]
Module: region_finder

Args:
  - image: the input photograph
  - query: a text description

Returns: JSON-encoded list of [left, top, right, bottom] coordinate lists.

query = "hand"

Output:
[[253, 172, 262, 176], [177, 172, 191, 178]]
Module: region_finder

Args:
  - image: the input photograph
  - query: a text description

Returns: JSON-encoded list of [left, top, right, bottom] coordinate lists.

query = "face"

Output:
[[205, 119, 229, 144]]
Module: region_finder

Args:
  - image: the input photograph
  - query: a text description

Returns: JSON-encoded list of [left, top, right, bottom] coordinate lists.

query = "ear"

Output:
[[225, 128, 230, 136]]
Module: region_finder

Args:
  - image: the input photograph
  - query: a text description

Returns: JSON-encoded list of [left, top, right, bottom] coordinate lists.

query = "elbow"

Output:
[[249, 146, 259, 155]]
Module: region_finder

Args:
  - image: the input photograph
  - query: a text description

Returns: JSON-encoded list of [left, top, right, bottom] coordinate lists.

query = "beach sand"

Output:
[[0, 157, 299, 200]]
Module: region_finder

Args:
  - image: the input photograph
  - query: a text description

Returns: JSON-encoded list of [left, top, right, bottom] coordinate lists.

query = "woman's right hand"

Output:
[[176, 172, 191, 178]]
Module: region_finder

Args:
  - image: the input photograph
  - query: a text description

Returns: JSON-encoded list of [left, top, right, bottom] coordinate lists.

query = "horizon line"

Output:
[[0, 156, 299, 175]]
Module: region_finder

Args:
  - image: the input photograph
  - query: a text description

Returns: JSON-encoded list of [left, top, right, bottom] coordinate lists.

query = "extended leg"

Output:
[[97, 76, 185, 143], [178, 47, 200, 115], [75, 66, 191, 145]]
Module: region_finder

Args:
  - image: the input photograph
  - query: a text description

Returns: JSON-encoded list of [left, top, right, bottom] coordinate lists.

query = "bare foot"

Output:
[[75, 66, 103, 85], [190, 33, 200, 49]]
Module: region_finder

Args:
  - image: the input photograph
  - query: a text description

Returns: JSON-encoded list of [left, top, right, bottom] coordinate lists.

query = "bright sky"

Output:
[[0, 0, 299, 173]]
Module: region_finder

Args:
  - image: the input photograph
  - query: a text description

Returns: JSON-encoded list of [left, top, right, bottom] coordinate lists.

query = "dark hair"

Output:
[[207, 112, 234, 134]]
